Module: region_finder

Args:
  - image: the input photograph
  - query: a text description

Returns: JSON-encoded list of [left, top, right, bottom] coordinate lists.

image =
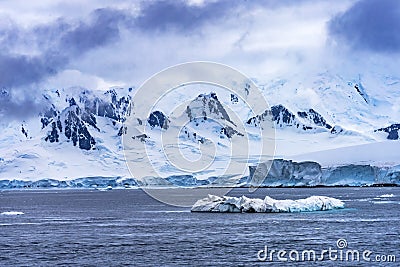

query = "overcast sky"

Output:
[[1, 0, 400, 119]]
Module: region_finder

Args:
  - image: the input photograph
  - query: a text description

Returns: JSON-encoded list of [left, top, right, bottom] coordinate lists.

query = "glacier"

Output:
[[1, 159, 399, 189], [0, 177, 137, 189], [247, 159, 400, 187], [191, 194, 345, 213]]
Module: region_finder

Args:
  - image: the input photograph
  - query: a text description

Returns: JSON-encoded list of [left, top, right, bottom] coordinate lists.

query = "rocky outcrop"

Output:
[[247, 104, 334, 132], [354, 83, 368, 103], [147, 111, 169, 129], [44, 104, 96, 150], [297, 108, 332, 129], [220, 126, 244, 138], [375, 124, 400, 140], [42, 89, 132, 150], [81, 89, 132, 122], [186, 93, 235, 125], [184, 92, 242, 139], [181, 126, 207, 144]]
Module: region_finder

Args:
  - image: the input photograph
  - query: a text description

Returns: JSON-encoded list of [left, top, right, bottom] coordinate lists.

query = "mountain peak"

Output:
[[185, 92, 235, 126]]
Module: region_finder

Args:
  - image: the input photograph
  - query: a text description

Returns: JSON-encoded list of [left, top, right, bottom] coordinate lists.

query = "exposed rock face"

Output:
[[248, 159, 322, 186], [297, 109, 332, 129], [220, 126, 244, 138], [375, 124, 400, 140], [41, 105, 59, 129], [247, 105, 299, 129], [354, 83, 368, 103], [81, 89, 132, 122], [132, 134, 149, 143], [181, 126, 207, 144], [184, 92, 242, 139], [330, 125, 344, 134], [147, 111, 169, 129], [247, 104, 334, 132], [186, 93, 235, 125], [42, 89, 132, 150], [45, 105, 96, 150], [271, 105, 296, 126]]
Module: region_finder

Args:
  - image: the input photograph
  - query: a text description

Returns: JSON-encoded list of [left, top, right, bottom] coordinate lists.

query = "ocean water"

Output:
[[0, 187, 399, 266]]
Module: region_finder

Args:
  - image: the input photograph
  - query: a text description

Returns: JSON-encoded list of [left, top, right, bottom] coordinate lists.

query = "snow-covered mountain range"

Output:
[[1, 69, 400, 187]]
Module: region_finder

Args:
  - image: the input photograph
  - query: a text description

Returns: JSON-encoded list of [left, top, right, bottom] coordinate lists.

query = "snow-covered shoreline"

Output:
[[1, 158, 400, 190]]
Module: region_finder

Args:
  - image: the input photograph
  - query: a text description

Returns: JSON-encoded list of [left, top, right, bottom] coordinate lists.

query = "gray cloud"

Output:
[[0, 0, 356, 120], [134, 0, 308, 33], [135, 0, 240, 32], [0, 7, 129, 119], [328, 0, 400, 53], [0, 53, 64, 88], [59, 8, 127, 55], [0, 52, 62, 119], [0, 0, 322, 90], [0, 88, 48, 121], [0, 8, 128, 89], [0, 0, 248, 90]]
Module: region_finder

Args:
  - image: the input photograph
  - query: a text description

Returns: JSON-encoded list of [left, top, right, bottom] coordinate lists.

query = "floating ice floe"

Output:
[[379, 194, 394, 198], [191, 195, 345, 213], [1, 211, 24, 216]]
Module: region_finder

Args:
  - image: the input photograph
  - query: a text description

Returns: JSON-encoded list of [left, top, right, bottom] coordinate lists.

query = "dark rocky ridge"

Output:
[[375, 124, 400, 140], [247, 104, 334, 132], [42, 89, 132, 150], [147, 111, 169, 129], [184, 93, 242, 139], [297, 108, 332, 129], [44, 105, 96, 150], [186, 93, 236, 126]]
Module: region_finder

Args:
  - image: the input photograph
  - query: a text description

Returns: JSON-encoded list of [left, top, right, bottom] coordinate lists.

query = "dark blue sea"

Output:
[[1, 187, 399, 266]]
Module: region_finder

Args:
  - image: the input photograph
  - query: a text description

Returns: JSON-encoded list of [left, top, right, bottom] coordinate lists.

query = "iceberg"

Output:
[[191, 194, 344, 213], [1, 211, 24, 216], [379, 194, 395, 198]]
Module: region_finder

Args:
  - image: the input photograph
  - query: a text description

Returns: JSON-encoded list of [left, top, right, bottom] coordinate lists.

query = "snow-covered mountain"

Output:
[[0, 87, 133, 181], [1, 69, 400, 186]]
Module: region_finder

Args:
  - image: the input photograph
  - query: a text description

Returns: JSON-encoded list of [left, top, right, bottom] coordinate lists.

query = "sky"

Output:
[[1, 0, 400, 120]]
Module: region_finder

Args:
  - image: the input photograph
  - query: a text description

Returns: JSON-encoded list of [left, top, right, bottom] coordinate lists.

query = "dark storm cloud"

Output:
[[0, 88, 48, 120], [134, 0, 303, 32], [0, 7, 128, 119], [0, 0, 323, 120], [0, 53, 64, 88], [328, 0, 400, 53], [0, 52, 64, 119], [59, 8, 127, 55], [135, 0, 238, 32], [0, 7, 128, 89], [0, 0, 308, 90], [0, 0, 241, 89]]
